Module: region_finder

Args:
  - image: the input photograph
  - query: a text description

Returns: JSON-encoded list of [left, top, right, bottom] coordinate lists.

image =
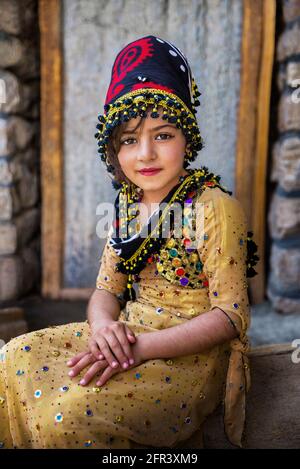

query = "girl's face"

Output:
[[117, 106, 189, 203]]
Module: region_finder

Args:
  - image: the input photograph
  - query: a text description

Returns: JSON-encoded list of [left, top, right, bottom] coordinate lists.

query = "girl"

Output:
[[0, 35, 258, 449]]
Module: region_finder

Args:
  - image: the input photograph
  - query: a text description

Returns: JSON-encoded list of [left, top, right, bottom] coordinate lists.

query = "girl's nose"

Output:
[[136, 139, 156, 161]]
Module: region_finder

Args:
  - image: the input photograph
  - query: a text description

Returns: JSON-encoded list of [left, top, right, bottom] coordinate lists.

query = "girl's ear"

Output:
[[185, 143, 192, 155]]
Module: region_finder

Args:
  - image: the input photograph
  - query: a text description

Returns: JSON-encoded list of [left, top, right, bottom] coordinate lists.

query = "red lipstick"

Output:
[[138, 168, 162, 176]]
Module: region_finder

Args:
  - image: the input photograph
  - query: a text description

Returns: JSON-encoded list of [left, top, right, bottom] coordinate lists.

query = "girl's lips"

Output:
[[139, 169, 162, 176]]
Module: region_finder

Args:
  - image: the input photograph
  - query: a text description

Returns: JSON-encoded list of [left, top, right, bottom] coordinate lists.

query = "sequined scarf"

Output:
[[109, 167, 259, 301]]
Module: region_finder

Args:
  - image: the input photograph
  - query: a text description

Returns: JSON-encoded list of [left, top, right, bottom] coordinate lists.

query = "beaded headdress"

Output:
[[94, 35, 204, 182]]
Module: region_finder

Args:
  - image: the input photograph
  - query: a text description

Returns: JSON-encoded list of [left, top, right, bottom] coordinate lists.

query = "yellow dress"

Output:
[[0, 184, 251, 449]]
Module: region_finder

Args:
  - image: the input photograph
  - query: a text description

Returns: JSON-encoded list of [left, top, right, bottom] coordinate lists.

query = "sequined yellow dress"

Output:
[[0, 185, 251, 449]]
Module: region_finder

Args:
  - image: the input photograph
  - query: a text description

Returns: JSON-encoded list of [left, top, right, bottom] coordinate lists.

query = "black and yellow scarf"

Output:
[[109, 167, 259, 301]]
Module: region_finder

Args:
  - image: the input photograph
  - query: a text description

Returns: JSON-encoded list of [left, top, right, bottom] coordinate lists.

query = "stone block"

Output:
[[15, 146, 38, 165], [9, 40, 40, 79], [15, 207, 40, 248], [0, 240, 40, 302], [268, 192, 300, 239], [0, 255, 22, 301], [267, 286, 300, 314], [0, 157, 13, 184], [0, 0, 37, 36], [0, 208, 39, 256], [0, 70, 39, 114], [269, 244, 300, 294], [277, 21, 300, 62], [18, 164, 39, 209], [270, 137, 300, 191], [0, 31, 23, 68], [278, 93, 300, 133], [0, 222, 17, 255], [0, 185, 20, 220], [0, 0, 21, 35], [204, 345, 300, 448], [154, 345, 300, 448], [286, 61, 300, 88], [0, 116, 37, 156], [282, 0, 300, 23]]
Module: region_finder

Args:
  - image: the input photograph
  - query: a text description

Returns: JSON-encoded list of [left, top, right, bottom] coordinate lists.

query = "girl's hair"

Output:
[[106, 115, 143, 186], [106, 104, 187, 186], [107, 104, 153, 186]]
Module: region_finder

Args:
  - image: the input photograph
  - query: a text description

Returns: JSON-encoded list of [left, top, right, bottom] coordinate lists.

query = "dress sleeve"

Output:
[[95, 225, 129, 298], [195, 188, 251, 341]]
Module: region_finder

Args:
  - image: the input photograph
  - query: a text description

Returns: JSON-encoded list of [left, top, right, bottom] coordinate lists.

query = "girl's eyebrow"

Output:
[[121, 124, 176, 135]]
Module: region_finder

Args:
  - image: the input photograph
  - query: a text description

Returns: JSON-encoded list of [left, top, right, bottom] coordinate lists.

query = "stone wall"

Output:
[[0, 0, 40, 303], [268, 0, 300, 314]]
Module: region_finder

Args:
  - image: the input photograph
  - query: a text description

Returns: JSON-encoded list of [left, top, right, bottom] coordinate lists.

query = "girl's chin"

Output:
[[134, 176, 164, 186]]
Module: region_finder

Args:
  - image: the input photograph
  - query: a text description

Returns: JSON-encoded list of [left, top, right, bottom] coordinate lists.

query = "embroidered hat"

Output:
[[94, 35, 204, 178]]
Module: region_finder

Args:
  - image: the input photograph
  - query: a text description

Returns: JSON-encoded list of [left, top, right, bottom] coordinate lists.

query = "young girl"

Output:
[[0, 35, 258, 449]]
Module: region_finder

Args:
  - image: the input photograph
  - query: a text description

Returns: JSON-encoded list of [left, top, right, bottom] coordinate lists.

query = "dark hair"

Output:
[[106, 109, 145, 186]]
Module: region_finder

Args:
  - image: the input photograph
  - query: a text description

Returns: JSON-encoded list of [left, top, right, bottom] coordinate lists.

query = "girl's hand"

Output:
[[67, 351, 107, 385], [66, 340, 145, 387], [88, 319, 137, 370], [95, 340, 145, 387]]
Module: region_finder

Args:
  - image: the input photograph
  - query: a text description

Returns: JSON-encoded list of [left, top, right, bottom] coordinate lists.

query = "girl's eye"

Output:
[[156, 133, 173, 140], [120, 138, 135, 145], [120, 133, 173, 145]]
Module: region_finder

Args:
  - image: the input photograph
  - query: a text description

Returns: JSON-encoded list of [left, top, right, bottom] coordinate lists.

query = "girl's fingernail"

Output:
[[79, 379, 85, 385], [98, 354, 103, 360], [96, 382, 102, 386], [67, 360, 72, 366], [129, 359, 134, 365], [68, 370, 74, 376], [112, 361, 118, 368]]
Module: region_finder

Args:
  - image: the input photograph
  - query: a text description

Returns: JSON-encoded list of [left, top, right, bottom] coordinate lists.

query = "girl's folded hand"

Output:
[[66, 339, 144, 387], [88, 319, 137, 370], [66, 351, 107, 385]]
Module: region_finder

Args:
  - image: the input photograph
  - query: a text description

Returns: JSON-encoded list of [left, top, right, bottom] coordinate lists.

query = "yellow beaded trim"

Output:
[[119, 168, 211, 266], [105, 87, 195, 116], [96, 88, 202, 145]]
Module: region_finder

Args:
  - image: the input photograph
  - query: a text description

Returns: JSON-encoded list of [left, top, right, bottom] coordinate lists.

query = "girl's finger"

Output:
[[66, 351, 89, 367], [89, 339, 102, 360], [96, 366, 117, 387], [125, 326, 136, 343], [106, 333, 129, 369], [79, 360, 107, 386], [95, 335, 121, 369], [114, 328, 135, 366], [68, 353, 95, 378]]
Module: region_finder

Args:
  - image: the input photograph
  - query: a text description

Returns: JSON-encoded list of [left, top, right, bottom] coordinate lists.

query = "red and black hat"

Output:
[[95, 35, 204, 177]]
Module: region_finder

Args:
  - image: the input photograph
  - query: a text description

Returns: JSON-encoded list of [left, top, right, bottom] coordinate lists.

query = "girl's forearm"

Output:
[[87, 289, 121, 330], [135, 308, 239, 361]]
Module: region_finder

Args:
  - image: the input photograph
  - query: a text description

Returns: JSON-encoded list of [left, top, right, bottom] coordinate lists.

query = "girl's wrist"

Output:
[[132, 333, 152, 362], [89, 317, 115, 332]]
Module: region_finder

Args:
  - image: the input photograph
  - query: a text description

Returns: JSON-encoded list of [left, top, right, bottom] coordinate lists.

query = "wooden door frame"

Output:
[[236, 0, 276, 303], [39, 0, 276, 302]]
